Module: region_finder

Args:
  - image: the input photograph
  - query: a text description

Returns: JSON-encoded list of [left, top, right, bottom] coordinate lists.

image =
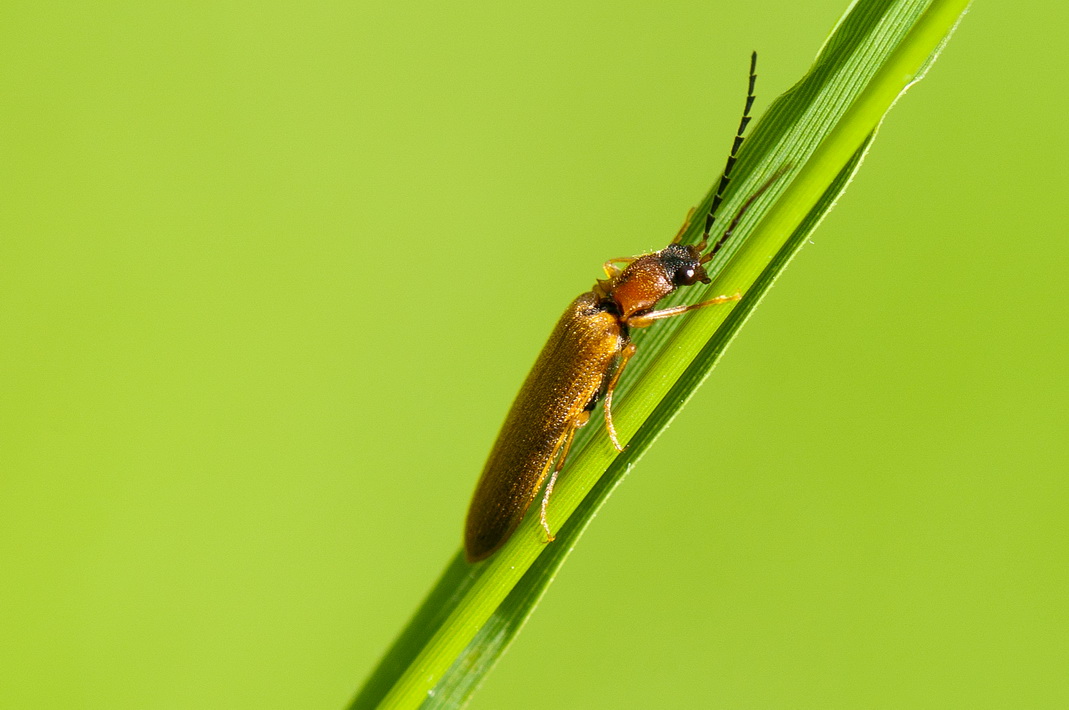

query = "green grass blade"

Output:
[[351, 0, 972, 707], [425, 129, 878, 710]]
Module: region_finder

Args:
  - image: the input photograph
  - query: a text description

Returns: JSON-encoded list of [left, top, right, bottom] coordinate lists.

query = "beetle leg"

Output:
[[628, 291, 742, 329], [539, 410, 589, 543], [602, 256, 636, 278], [670, 206, 698, 243], [601, 342, 637, 452]]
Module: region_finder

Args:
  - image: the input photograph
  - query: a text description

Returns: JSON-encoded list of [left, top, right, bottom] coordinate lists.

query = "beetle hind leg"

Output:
[[539, 411, 589, 543]]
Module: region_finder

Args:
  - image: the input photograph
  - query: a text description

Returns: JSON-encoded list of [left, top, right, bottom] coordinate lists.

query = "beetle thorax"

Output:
[[599, 243, 710, 321], [607, 256, 675, 319]]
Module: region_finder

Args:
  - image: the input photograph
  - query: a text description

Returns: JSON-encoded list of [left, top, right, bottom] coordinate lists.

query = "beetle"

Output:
[[464, 53, 784, 563]]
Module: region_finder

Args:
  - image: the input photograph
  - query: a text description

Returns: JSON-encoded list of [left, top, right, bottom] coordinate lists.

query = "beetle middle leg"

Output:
[[602, 256, 636, 279], [539, 410, 589, 543], [601, 342, 637, 452]]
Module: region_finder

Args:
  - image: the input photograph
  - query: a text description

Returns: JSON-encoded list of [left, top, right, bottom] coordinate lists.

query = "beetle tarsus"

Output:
[[539, 483, 556, 543]]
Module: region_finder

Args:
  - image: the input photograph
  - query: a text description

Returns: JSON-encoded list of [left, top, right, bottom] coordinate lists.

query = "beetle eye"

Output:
[[677, 267, 697, 285]]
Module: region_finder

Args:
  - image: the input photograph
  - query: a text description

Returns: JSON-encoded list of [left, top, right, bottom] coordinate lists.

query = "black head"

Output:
[[658, 242, 711, 287]]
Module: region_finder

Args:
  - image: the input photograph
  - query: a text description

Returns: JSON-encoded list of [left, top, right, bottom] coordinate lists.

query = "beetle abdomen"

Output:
[[464, 292, 624, 562]]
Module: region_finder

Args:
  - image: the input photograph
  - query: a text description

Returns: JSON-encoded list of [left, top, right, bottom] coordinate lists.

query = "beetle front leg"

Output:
[[670, 206, 698, 243], [628, 291, 742, 329]]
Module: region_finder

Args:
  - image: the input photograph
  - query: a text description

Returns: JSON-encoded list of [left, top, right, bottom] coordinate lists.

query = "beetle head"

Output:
[[658, 243, 711, 287]]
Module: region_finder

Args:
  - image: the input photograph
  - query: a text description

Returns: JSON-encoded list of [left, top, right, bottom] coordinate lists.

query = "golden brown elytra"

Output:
[[465, 53, 784, 563]]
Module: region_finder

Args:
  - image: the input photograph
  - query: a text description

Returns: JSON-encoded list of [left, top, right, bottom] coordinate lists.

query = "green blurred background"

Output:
[[2, 1, 1066, 708]]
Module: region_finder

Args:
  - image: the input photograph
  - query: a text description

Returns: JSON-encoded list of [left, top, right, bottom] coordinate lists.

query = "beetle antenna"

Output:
[[695, 51, 757, 252], [700, 163, 790, 264]]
